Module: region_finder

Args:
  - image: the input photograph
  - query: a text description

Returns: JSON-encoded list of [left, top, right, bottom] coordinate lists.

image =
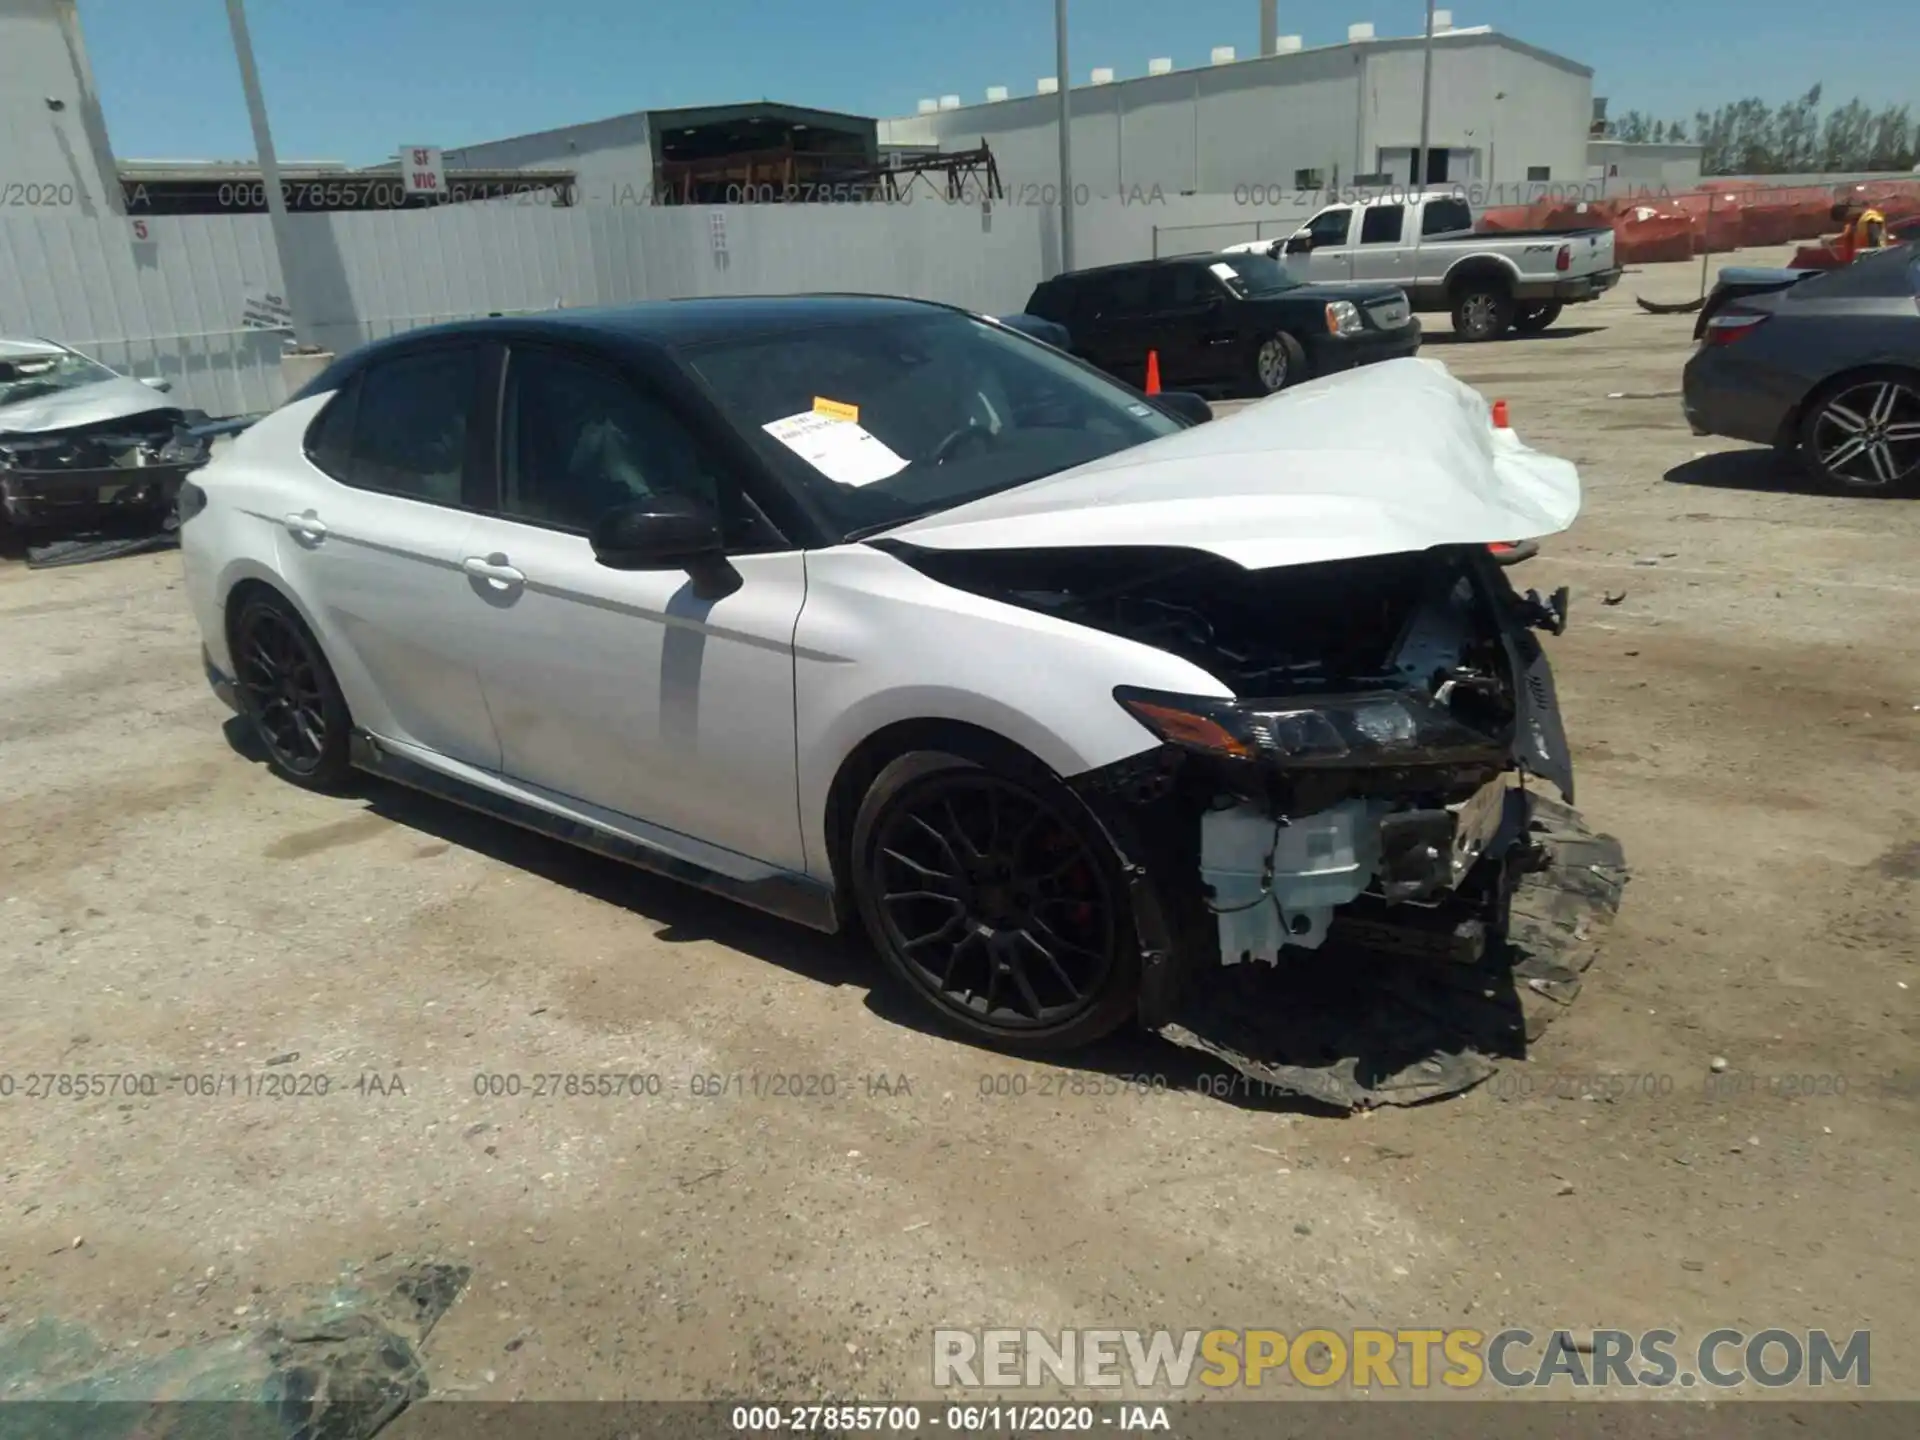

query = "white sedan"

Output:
[[179, 295, 1593, 1062]]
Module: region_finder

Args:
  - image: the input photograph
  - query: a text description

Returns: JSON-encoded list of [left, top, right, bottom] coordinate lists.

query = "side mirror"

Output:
[[589, 492, 739, 598], [1153, 391, 1213, 426], [1285, 235, 1313, 255], [141, 376, 173, 393]]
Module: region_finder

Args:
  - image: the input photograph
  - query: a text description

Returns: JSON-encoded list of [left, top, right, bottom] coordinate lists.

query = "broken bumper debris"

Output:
[[1069, 545, 1627, 1110]]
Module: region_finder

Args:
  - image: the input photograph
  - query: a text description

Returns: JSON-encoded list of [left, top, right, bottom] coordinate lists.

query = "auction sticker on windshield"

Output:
[[1210, 262, 1239, 281], [763, 410, 909, 487]]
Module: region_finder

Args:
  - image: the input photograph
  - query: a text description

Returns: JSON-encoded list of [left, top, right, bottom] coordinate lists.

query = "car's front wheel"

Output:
[[1250, 332, 1306, 396], [1798, 369, 1920, 495], [850, 748, 1141, 1051], [230, 589, 355, 790]]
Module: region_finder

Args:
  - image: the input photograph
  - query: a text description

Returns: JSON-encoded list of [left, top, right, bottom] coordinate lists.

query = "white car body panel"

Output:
[[790, 544, 1231, 880], [884, 358, 1580, 569], [180, 347, 1585, 917], [456, 513, 810, 872]]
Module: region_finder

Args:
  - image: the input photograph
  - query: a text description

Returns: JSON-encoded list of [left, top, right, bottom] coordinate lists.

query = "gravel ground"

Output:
[[1, 246, 1915, 1406]]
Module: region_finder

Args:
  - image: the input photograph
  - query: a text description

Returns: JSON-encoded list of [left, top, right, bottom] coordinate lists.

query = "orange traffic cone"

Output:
[[1144, 350, 1162, 395], [1491, 398, 1510, 428]]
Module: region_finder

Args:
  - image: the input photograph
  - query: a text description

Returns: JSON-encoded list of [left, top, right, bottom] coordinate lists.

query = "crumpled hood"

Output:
[[886, 357, 1581, 570], [0, 377, 178, 436]]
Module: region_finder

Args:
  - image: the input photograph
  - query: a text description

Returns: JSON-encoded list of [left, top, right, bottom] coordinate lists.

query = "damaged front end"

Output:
[[0, 411, 210, 535], [904, 540, 1625, 1109]]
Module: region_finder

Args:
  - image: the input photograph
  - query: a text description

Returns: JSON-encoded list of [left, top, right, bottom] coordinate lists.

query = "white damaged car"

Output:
[[178, 296, 1624, 1107]]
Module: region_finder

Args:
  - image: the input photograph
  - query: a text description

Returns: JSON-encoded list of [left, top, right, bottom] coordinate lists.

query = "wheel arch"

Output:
[[1443, 255, 1519, 300], [822, 717, 1072, 909], [215, 559, 321, 667], [1778, 360, 1920, 448]]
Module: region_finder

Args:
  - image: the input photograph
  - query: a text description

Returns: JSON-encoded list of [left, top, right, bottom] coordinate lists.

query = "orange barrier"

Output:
[[1677, 191, 1745, 253], [1524, 197, 1618, 232], [1613, 200, 1696, 265], [1474, 205, 1534, 233]]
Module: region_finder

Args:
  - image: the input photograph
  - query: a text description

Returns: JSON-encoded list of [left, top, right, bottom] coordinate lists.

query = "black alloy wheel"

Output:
[[1801, 372, 1920, 494], [233, 592, 353, 789], [852, 751, 1139, 1050]]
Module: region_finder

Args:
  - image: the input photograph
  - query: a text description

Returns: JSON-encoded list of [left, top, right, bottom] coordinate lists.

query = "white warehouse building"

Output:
[[878, 16, 1594, 203]]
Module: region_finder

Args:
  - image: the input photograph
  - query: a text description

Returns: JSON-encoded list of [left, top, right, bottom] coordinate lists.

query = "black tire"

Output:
[[1512, 302, 1564, 334], [229, 590, 355, 791], [1797, 367, 1920, 495], [1248, 331, 1307, 395], [849, 747, 1141, 1051], [1451, 287, 1515, 342]]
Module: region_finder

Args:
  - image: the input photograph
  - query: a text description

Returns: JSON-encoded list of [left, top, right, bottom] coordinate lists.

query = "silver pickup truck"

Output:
[[1226, 194, 1621, 342]]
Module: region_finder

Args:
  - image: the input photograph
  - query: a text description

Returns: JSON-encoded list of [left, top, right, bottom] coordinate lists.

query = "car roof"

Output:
[[1043, 256, 1232, 282], [292, 294, 972, 401], [367, 294, 956, 352]]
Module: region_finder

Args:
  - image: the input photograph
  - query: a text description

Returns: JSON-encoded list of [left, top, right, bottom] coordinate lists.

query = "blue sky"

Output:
[[81, 0, 1918, 164]]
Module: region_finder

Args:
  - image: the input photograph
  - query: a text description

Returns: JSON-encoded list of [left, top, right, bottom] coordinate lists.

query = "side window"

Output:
[[347, 349, 479, 505], [500, 348, 766, 546], [304, 374, 360, 481], [1104, 269, 1153, 316], [1146, 265, 1209, 310], [1422, 198, 1474, 236], [1307, 207, 1353, 247], [1065, 278, 1110, 324], [1360, 205, 1405, 244]]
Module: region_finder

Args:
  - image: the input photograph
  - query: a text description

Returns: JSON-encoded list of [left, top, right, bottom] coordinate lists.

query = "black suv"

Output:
[[1023, 253, 1420, 397]]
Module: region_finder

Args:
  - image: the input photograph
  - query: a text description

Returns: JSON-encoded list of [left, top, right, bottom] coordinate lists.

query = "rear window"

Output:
[[1422, 198, 1474, 236]]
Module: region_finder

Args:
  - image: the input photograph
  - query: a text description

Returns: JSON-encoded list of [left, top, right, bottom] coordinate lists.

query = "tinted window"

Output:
[[1147, 265, 1214, 309], [1422, 198, 1474, 236], [1104, 269, 1152, 315], [686, 310, 1180, 541], [304, 373, 360, 480], [1360, 205, 1404, 244], [501, 348, 764, 545], [1027, 280, 1071, 322], [346, 349, 478, 504], [1209, 255, 1303, 297], [1307, 208, 1352, 246]]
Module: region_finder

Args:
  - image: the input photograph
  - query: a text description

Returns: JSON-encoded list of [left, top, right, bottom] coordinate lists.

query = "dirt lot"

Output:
[[2, 247, 1916, 1407]]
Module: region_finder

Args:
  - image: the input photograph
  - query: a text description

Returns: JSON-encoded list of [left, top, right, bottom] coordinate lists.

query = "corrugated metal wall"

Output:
[[1, 199, 1053, 416]]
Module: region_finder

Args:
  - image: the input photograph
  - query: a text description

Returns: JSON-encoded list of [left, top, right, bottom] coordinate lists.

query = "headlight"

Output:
[[1325, 300, 1364, 336], [1114, 687, 1503, 768]]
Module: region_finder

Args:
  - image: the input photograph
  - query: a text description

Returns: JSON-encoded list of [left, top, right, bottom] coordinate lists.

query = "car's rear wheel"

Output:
[[850, 749, 1140, 1051], [1512, 302, 1564, 334], [1798, 369, 1920, 495], [231, 590, 354, 790], [1451, 287, 1514, 342], [1250, 332, 1306, 395]]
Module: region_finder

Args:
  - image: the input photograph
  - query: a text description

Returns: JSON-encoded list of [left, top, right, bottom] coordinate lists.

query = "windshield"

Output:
[[0, 347, 121, 409], [1210, 254, 1303, 298], [685, 311, 1183, 540]]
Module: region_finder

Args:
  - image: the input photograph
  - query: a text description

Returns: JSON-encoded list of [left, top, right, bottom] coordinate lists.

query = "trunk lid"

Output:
[[884, 357, 1580, 571]]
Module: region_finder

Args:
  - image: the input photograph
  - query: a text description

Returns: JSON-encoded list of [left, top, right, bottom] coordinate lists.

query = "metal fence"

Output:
[[1, 198, 1056, 416]]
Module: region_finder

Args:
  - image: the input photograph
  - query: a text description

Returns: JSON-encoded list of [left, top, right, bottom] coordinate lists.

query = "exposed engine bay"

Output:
[[893, 539, 1625, 1108], [0, 410, 210, 532]]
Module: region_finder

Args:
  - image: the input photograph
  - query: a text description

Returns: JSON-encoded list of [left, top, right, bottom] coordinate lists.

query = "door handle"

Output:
[[283, 511, 327, 540], [462, 555, 526, 586]]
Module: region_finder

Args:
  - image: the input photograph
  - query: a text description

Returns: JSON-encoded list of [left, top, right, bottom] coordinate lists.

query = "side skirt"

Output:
[[348, 732, 840, 934]]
